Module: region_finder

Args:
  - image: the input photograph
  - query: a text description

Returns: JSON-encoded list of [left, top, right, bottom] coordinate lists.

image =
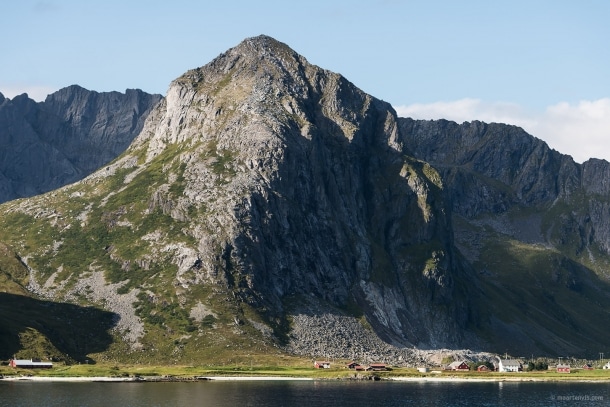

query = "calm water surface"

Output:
[[1, 380, 609, 406]]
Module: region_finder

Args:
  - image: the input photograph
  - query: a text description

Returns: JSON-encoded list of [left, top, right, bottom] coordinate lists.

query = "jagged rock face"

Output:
[[398, 117, 610, 356], [398, 119, 579, 215], [0, 86, 162, 203], [397, 118, 610, 255], [130, 35, 471, 348]]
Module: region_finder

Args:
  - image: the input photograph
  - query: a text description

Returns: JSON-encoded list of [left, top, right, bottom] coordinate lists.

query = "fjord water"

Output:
[[1, 380, 610, 406]]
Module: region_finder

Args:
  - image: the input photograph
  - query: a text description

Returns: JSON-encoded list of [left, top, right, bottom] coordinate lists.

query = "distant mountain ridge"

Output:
[[1, 35, 610, 365], [398, 118, 610, 355], [398, 118, 610, 252], [0, 85, 162, 203]]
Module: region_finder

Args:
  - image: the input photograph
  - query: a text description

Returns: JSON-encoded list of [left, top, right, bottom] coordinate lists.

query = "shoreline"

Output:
[[0, 376, 138, 382], [0, 375, 314, 383], [388, 376, 600, 383], [2, 375, 610, 383]]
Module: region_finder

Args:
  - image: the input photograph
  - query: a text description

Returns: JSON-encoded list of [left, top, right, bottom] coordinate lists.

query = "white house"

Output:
[[498, 358, 521, 372], [9, 359, 53, 369], [603, 362, 610, 369]]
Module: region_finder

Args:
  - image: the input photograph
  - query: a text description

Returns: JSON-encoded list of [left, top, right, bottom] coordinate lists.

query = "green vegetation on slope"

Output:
[[464, 217, 610, 357]]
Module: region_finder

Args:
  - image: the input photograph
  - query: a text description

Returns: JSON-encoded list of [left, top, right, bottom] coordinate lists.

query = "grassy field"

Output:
[[0, 362, 346, 379], [3, 363, 610, 381]]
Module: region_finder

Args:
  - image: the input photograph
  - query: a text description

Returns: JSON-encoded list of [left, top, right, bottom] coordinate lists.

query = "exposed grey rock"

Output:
[[0, 85, 162, 203], [131, 35, 474, 349], [397, 117, 610, 256], [397, 119, 578, 214], [398, 117, 610, 356]]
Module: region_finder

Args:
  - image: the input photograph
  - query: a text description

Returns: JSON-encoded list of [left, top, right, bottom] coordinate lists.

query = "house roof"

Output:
[[499, 359, 520, 366]]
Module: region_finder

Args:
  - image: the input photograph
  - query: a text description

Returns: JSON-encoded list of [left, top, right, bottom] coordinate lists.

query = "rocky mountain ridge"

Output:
[[0, 86, 162, 203], [398, 118, 610, 356], [1, 35, 609, 365], [398, 118, 610, 256]]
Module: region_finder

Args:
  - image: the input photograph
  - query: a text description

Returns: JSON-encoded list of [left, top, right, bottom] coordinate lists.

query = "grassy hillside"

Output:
[[456, 213, 610, 357], [0, 138, 285, 364]]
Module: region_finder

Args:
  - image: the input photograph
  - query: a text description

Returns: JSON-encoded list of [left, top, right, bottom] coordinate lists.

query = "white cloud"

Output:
[[0, 85, 58, 102], [394, 99, 610, 164]]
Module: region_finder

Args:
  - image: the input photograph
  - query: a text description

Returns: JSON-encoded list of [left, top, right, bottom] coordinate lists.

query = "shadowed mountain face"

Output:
[[398, 118, 610, 356], [0, 86, 162, 203], [1, 36, 610, 363], [0, 293, 117, 363]]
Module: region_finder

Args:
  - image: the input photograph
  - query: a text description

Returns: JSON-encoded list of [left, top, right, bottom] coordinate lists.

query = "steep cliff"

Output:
[[131, 35, 475, 349], [0, 86, 162, 203]]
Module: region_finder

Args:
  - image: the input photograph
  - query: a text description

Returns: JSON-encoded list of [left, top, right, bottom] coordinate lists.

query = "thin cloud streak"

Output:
[[394, 99, 610, 164]]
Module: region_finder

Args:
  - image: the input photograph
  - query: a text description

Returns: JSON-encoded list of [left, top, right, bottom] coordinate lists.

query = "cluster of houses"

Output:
[[444, 358, 540, 372], [443, 358, 610, 373], [446, 360, 490, 372], [313, 361, 388, 371], [8, 356, 610, 373], [314, 357, 610, 374]]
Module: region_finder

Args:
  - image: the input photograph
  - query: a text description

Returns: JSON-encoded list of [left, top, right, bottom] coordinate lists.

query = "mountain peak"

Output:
[[223, 34, 301, 66], [237, 34, 293, 54], [146, 33, 394, 155], [172, 34, 308, 91]]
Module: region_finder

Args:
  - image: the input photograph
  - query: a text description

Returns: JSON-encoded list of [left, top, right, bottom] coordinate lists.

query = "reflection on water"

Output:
[[1, 380, 610, 406]]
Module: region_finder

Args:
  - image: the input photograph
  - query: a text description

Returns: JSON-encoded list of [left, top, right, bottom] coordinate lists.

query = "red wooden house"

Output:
[[448, 361, 470, 371]]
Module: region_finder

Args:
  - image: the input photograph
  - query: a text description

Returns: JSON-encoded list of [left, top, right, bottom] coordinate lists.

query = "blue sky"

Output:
[[2, 0, 609, 162]]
